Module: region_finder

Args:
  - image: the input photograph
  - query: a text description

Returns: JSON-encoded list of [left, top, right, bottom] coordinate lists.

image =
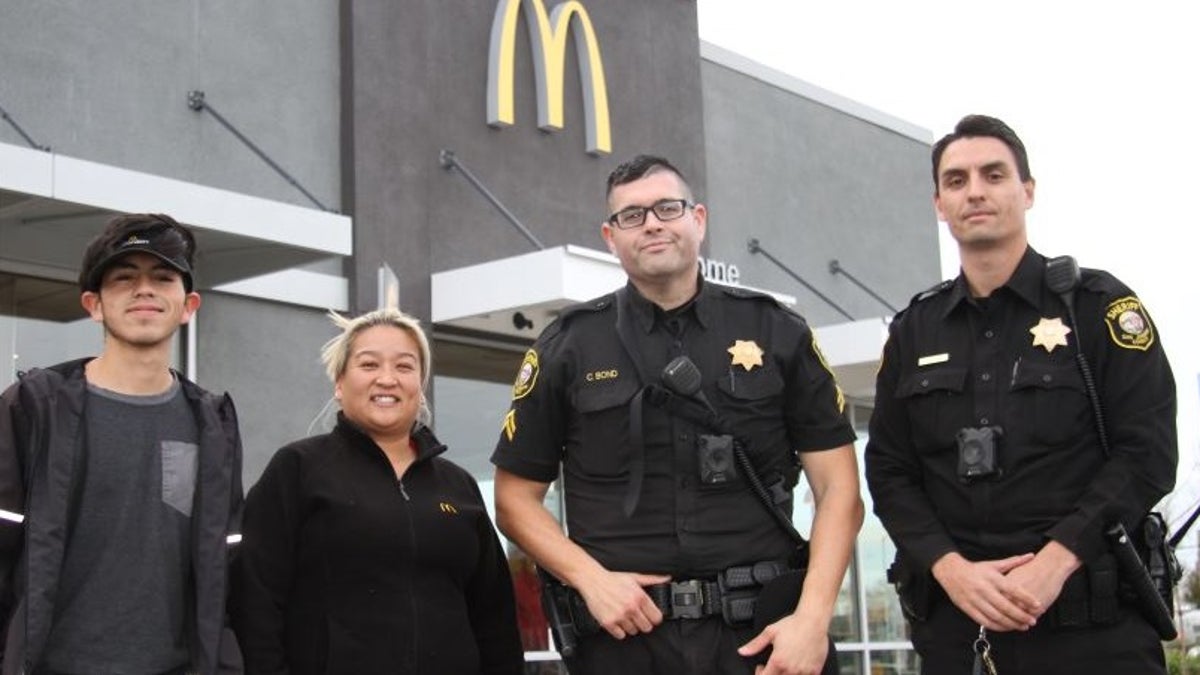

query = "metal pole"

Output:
[[829, 259, 899, 314], [0, 102, 50, 151], [440, 149, 545, 250], [747, 238, 854, 321], [187, 90, 331, 212]]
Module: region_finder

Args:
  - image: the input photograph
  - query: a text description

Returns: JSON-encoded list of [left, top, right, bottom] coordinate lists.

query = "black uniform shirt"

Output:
[[492, 277, 855, 576], [865, 247, 1177, 571]]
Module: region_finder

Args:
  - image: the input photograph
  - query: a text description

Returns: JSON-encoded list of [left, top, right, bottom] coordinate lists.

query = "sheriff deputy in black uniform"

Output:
[[491, 155, 863, 675], [865, 115, 1177, 674]]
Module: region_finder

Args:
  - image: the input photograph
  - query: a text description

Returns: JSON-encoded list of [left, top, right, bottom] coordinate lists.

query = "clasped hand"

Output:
[[933, 543, 1081, 632]]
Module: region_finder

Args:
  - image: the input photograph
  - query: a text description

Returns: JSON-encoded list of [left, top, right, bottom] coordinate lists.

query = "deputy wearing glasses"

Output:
[[492, 155, 862, 675]]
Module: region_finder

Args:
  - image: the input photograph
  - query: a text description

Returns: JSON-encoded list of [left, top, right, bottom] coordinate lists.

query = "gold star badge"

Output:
[[1030, 317, 1072, 353], [727, 340, 764, 371]]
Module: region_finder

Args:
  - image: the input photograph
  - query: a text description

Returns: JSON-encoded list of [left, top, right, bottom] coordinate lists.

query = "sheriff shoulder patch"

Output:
[[512, 349, 540, 399], [1104, 296, 1155, 351]]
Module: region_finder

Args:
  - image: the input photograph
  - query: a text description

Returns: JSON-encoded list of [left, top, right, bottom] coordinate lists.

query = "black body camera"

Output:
[[956, 426, 1002, 481], [698, 433, 738, 484]]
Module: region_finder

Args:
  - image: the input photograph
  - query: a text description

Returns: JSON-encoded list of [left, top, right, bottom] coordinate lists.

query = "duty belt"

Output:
[[646, 579, 722, 620], [640, 560, 792, 625]]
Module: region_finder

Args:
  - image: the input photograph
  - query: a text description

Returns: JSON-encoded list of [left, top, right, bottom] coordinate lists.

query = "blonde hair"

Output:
[[320, 307, 433, 426]]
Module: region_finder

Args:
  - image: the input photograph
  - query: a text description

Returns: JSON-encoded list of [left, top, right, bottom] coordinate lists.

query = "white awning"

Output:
[[432, 245, 625, 338], [0, 141, 351, 289]]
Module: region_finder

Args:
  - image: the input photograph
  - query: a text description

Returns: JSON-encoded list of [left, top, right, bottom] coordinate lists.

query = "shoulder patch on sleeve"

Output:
[[1103, 296, 1156, 351], [511, 349, 540, 400]]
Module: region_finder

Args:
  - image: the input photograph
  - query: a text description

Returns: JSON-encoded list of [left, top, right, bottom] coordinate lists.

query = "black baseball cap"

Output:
[[79, 213, 196, 293]]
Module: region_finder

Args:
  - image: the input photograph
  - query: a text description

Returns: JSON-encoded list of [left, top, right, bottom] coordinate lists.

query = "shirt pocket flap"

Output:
[[896, 366, 967, 399], [1011, 361, 1084, 392], [715, 368, 784, 400], [573, 377, 641, 413]]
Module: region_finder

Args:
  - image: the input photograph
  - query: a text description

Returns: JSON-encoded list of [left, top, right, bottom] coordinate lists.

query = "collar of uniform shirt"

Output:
[[624, 275, 712, 333]]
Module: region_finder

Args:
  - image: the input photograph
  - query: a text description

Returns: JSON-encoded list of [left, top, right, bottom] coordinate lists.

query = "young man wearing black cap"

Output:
[[0, 213, 244, 675]]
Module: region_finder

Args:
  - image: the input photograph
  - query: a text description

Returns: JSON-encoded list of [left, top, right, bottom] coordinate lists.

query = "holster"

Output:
[[1108, 520, 1179, 640], [886, 554, 931, 623], [1050, 554, 1119, 628], [538, 568, 600, 658], [1133, 512, 1182, 615]]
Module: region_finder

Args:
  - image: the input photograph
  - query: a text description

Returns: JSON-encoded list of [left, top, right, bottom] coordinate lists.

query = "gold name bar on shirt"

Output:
[[917, 353, 950, 366]]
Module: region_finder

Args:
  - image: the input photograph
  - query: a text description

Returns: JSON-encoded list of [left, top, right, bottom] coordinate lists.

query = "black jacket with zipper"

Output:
[[232, 414, 523, 675], [0, 358, 245, 675]]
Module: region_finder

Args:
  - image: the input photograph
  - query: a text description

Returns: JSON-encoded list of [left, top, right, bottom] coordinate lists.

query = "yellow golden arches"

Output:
[[487, 0, 612, 155]]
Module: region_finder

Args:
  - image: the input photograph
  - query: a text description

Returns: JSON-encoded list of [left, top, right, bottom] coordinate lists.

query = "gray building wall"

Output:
[[196, 293, 335, 482], [0, 0, 341, 210], [700, 58, 938, 326], [344, 0, 709, 317], [2, 1, 343, 483], [3, 0, 939, 483]]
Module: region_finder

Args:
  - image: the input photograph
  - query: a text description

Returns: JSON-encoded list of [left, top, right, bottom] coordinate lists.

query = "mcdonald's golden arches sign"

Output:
[[487, 0, 612, 155]]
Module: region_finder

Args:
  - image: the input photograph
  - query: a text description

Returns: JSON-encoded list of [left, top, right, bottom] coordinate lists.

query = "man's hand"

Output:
[[932, 551, 1040, 631], [575, 570, 671, 640], [494, 470, 670, 640], [738, 612, 829, 675], [1002, 540, 1081, 617]]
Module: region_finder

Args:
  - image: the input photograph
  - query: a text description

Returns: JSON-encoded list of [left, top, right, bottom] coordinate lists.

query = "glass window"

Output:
[[870, 648, 920, 675], [792, 455, 861, 643], [863, 519, 908, 643], [850, 403, 918, 672], [432, 374, 565, 667], [429, 375, 511, 483], [856, 434, 911, 644], [836, 651, 863, 675], [0, 271, 103, 388]]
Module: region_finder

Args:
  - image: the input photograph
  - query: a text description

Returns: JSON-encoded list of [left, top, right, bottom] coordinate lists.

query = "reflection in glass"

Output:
[[793, 468, 862, 643], [0, 271, 108, 389], [831, 551, 861, 642], [870, 648, 920, 675], [856, 433, 911, 645], [433, 375, 567, 670], [864, 524, 909, 643], [836, 649, 862, 674]]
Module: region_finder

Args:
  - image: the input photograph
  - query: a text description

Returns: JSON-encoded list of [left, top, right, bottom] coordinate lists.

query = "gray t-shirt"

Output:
[[43, 379, 197, 675]]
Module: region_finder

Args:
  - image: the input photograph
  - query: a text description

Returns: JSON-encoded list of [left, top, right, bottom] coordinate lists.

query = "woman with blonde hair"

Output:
[[233, 308, 523, 674]]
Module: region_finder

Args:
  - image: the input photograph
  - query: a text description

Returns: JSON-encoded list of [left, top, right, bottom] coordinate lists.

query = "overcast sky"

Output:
[[696, 0, 1200, 552]]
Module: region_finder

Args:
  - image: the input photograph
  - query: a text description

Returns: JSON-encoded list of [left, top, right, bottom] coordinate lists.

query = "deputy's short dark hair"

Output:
[[931, 115, 1033, 192], [605, 155, 692, 199]]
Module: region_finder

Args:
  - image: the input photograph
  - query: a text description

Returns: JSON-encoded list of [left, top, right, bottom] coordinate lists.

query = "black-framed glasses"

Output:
[[607, 199, 692, 230]]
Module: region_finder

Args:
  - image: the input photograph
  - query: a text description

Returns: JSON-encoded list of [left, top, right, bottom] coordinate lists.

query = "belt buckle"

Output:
[[671, 579, 704, 619]]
